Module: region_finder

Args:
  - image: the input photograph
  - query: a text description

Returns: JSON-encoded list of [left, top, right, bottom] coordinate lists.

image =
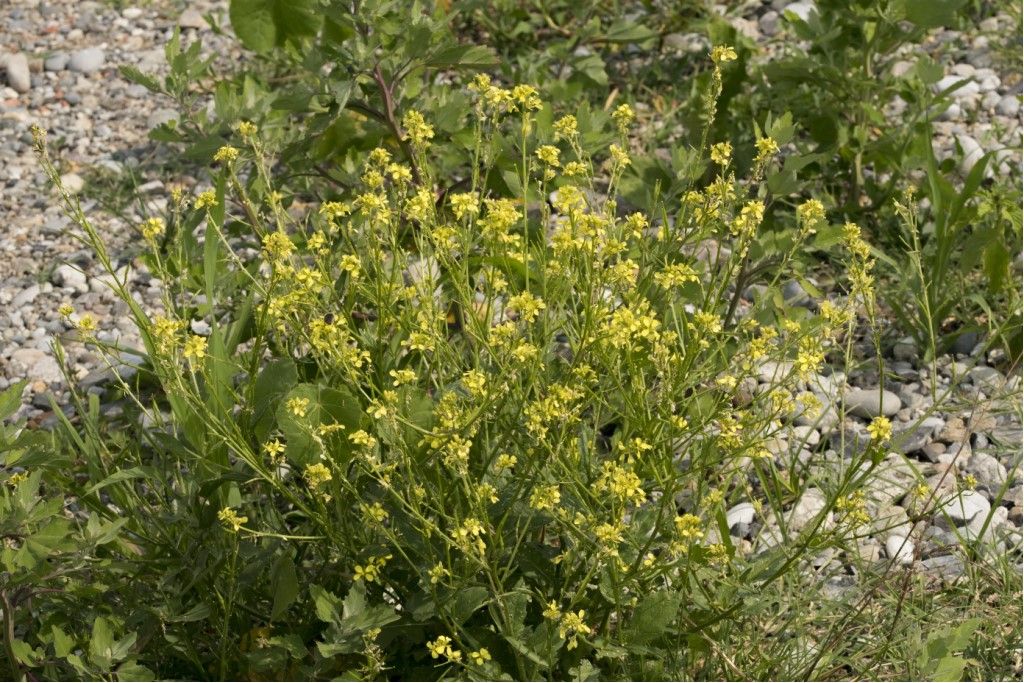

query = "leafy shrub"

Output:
[[21, 59, 931, 679]]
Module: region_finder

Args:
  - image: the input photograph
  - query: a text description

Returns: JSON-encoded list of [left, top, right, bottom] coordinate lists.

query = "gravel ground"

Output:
[[0, 0, 1021, 579]]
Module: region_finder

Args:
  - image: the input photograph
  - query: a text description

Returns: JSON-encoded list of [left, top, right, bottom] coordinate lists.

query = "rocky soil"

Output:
[[0, 0, 1021, 580]]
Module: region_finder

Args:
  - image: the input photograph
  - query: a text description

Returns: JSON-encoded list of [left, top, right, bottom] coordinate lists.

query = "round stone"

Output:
[[68, 48, 106, 74], [844, 388, 901, 418]]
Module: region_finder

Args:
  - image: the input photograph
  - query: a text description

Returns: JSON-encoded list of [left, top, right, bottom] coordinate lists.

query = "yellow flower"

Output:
[[542, 601, 561, 621], [286, 396, 310, 417], [755, 136, 780, 161], [213, 145, 239, 164], [193, 189, 217, 210], [141, 217, 165, 241], [554, 114, 578, 139], [426, 635, 453, 660], [402, 110, 434, 148], [304, 462, 333, 489], [558, 610, 592, 650], [675, 513, 704, 540], [710, 142, 732, 166], [536, 144, 560, 167], [711, 45, 738, 64], [529, 484, 561, 512], [183, 334, 207, 362], [866, 416, 892, 442], [263, 439, 286, 462], [449, 192, 479, 221], [218, 507, 247, 532], [237, 121, 257, 138], [262, 231, 294, 262], [495, 453, 517, 470], [612, 103, 635, 134], [469, 648, 491, 666], [58, 303, 74, 318]]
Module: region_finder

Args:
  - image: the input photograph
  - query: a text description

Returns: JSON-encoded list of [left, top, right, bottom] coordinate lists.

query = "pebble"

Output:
[[963, 452, 1008, 487], [937, 490, 991, 524], [44, 52, 69, 71], [4, 53, 31, 93], [845, 387, 901, 418], [758, 10, 780, 36], [783, 1, 816, 22], [60, 173, 85, 195], [788, 488, 831, 531], [955, 133, 985, 176], [934, 75, 980, 100], [68, 48, 106, 73], [996, 96, 1019, 117], [52, 265, 88, 292], [178, 9, 208, 29], [885, 534, 915, 565]]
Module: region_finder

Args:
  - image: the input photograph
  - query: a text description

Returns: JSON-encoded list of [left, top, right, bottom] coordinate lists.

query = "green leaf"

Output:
[[0, 380, 26, 422], [900, 0, 967, 28], [311, 584, 342, 626], [83, 467, 148, 498], [229, 0, 322, 54], [425, 45, 498, 69], [250, 358, 298, 441], [931, 655, 967, 681], [271, 554, 300, 621], [602, 20, 657, 44], [89, 617, 115, 669], [52, 625, 75, 658], [624, 590, 681, 644], [450, 586, 489, 625]]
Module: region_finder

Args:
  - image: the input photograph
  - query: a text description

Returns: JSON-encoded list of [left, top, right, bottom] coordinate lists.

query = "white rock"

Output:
[[938, 490, 991, 524], [845, 387, 900, 418], [4, 52, 31, 93], [52, 265, 88, 292], [955, 134, 985, 176], [60, 172, 85, 195], [933, 75, 979, 100], [995, 95, 1019, 117], [68, 48, 106, 74], [788, 488, 831, 531], [726, 502, 756, 529], [783, 0, 817, 21], [885, 534, 915, 565], [179, 8, 208, 29]]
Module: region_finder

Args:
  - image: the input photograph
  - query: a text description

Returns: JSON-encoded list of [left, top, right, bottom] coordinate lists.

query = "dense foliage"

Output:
[[1, 0, 1020, 680]]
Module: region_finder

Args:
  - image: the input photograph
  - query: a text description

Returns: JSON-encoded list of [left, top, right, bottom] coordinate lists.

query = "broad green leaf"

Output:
[[271, 554, 300, 621], [0, 380, 27, 422], [624, 590, 681, 644], [229, 0, 322, 54], [900, 0, 967, 28]]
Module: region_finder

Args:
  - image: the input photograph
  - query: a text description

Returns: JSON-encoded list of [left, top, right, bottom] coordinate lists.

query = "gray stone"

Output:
[[727, 502, 756, 532], [934, 75, 980, 99], [783, 1, 817, 21], [757, 360, 794, 384], [11, 284, 40, 309], [845, 387, 900, 418], [919, 554, 965, 581], [893, 336, 916, 361], [52, 265, 88, 292], [758, 10, 780, 36], [179, 9, 208, 29], [937, 490, 991, 524], [4, 52, 31, 93], [44, 52, 69, 71], [68, 48, 106, 74], [963, 452, 1007, 487], [996, 95, 1019, 117], [955, 134, 984, 176], [894, 416, 945, 454], [60, 173, 85, 195], [968, 365, 1005, 392], [867, 456, 920, 505], [885, 534, 915, 565], [147, 107, 179, 129], [788, 488, 831, 531]]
